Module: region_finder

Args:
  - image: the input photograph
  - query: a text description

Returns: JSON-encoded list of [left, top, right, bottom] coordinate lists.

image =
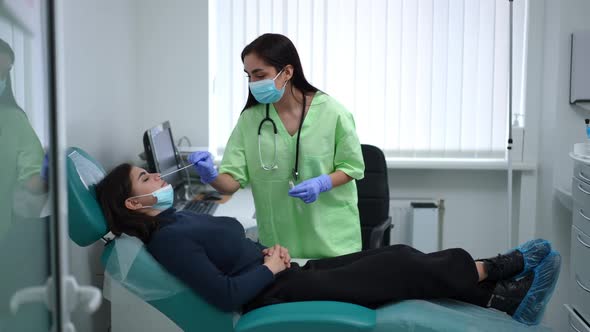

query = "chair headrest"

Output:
[[67, 147, 108, 246]]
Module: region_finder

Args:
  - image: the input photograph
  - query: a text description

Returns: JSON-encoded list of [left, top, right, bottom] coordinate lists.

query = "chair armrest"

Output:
[[361, 216, 392, 249], [372, 216, 392, 233]]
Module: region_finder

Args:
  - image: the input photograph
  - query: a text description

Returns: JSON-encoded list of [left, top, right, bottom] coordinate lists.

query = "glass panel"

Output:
[[0, 2, 54, 331]]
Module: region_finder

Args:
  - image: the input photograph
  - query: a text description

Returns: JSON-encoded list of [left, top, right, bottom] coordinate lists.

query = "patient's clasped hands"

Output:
[[262, 244, 291, 275]]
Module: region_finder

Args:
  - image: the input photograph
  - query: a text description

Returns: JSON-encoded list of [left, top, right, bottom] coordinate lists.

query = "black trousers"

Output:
[[244, 244, 495, 313]]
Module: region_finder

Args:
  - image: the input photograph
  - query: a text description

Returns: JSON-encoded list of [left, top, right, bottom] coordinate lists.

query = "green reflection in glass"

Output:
[[0, 24, 51, 331]]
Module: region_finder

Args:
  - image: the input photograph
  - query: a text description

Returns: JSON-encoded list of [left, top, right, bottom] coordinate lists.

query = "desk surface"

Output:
[[178, 184, 257, 237]]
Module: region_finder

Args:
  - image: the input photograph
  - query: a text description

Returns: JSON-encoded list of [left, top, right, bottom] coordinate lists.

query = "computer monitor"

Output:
[[143, 121, 184, 188]]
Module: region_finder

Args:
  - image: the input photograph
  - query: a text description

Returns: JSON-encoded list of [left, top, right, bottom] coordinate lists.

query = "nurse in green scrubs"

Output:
[[0, 38, 46, 240], [189, 33, 365, 258]]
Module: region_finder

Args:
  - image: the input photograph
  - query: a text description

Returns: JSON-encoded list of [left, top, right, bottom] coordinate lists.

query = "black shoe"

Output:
[[488, 272, 534, 315], [479, 250, 524, 281]]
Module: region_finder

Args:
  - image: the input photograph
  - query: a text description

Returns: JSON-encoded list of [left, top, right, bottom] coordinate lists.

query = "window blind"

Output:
[[210, 0, 527, 160]]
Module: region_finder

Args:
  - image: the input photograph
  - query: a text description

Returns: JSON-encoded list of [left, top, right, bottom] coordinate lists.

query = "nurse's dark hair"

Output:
[[0, 38, 24, 111], [241, 33, 319, 111], [95, 163, 162, 243]]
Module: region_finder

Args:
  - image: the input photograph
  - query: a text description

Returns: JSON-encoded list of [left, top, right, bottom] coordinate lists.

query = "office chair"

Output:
[[66, 146, 548, 332], [357, 144, 392, 250]]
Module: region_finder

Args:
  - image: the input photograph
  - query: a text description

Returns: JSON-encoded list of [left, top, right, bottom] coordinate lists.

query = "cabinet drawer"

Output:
[[571, 226, 590, 323], [575, 161, 590, 185], [573, 177, 590, 206], [565, 304, 590, 332], [573, 200, 590, 238]]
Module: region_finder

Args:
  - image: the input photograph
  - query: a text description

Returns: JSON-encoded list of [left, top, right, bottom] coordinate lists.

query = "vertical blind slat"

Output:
[[476, 0, 496, 154], [461, 0, 479, 153], [415, 0, 433, 153], [399, 0, 418, 154], [430, 0, 449, 152], [445, 0, 464, 155], [297, 0, 312, 85], [369, 0, 387, 147], [384, 0, 403, 152], [355, 0, 370, 143], [492, 0, 509, 152]]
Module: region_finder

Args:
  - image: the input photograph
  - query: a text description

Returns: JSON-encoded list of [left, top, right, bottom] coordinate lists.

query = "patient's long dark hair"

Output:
[[95, 163, 161, 243]]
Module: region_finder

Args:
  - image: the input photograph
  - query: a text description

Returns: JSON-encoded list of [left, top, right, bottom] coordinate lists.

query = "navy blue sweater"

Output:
[[147, 208, 274, 312]]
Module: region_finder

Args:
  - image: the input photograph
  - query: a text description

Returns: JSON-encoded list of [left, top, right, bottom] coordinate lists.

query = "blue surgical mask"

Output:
[[248, 69, 287, 104], [0, 78, 6, 96], [132, 184, 175, 210]]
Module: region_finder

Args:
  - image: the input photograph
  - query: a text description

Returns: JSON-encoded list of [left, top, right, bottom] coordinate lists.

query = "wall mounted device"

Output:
[[570, 31, 590, 106]]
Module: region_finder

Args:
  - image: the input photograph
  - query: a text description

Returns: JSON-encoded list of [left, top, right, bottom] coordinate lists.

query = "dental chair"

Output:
[[66, 147, 550, 332]]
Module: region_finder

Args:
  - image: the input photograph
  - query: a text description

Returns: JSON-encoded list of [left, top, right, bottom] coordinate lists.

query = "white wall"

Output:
[[61, 1, 141, 170], [136, 0, 208, 149], [389, 169, 513, 258], [60, 1, 209, 331], [60, 1, 138, 331], [62, 1, 208, 172]]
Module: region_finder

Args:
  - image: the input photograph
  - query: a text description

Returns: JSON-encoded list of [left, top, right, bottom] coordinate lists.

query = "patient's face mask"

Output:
[[248, 69, 287, 104], [130, 184, 174, 210]]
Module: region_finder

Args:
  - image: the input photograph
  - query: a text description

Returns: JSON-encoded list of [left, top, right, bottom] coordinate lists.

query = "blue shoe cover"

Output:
[[512, 250, 561, 325], [513, 239, 551, 279]]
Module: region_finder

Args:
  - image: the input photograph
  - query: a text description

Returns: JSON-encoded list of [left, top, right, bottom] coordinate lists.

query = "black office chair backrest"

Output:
[[356, 144, 389, 227]]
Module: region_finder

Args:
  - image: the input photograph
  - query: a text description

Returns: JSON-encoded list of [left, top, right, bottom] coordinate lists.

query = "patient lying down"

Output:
[[95, 163, 560, 326]]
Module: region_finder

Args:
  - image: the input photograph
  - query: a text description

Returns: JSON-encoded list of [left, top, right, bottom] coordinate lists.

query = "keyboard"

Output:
[[182, 200, 217, 215]]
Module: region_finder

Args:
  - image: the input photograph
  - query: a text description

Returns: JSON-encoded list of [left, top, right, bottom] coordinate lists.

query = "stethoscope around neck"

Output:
[[258, 95, 306, 181]]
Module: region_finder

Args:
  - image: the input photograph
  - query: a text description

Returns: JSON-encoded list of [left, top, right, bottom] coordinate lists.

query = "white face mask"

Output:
[[129, 184, 175, 210]]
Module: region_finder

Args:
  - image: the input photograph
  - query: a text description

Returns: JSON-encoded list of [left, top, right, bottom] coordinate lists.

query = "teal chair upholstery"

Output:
[[66, 147, 550, 332]]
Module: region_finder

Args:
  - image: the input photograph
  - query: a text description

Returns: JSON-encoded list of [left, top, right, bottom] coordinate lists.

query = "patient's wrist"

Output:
[[263, 262, 283, 275], [262, 263, 276, 275]]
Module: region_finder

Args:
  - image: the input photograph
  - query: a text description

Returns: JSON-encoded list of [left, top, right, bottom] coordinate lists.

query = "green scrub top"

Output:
[[0, 106, 44, 239], [220, 92, 365, 258]]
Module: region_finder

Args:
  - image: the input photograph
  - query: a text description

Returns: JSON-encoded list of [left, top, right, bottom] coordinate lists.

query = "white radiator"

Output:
[[389, 199, 444, 253]]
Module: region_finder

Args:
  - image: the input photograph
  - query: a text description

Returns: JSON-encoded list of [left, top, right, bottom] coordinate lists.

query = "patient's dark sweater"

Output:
[[147, 208, 274, 312]]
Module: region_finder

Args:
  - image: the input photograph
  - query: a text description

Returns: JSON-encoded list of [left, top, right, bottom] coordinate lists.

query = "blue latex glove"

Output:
[[187, 151, 218, 184], [288, 174, 332, 204], [41, 152, 49, 183]]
